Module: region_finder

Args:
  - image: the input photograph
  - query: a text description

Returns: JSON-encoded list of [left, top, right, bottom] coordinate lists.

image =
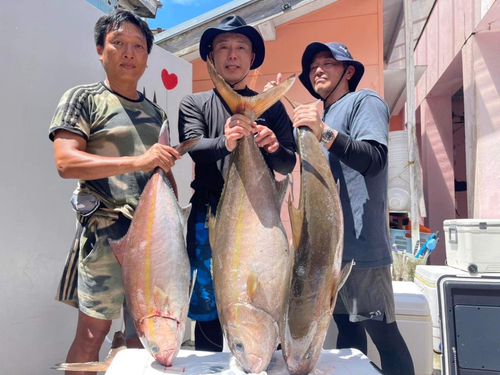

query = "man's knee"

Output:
[[75, 311, 112, 351]]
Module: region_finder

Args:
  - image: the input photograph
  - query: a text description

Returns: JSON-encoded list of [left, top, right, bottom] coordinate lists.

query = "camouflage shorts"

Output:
[[57, 211, 130, 320]]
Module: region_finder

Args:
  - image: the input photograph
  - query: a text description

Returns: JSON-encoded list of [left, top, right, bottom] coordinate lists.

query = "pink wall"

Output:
[[407, 0, 500, 268], [190, 0, 386, 237], [414, 0, 479, 106], [420, 97, 456, 264], [462, 31, 500, 218], [414, 0, 500, 222]]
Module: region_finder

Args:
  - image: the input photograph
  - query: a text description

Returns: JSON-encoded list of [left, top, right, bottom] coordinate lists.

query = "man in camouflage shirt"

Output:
[[49, 10, 180, 373]]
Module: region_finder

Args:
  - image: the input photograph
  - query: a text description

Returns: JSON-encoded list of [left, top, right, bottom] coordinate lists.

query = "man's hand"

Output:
[[292, 104, 328, 142], [263, 73, 282, 92], [254, 125, 280, 153], [224, 114, 255, 152], [136, 143, 181, 174], [53, 130, 182, 180]]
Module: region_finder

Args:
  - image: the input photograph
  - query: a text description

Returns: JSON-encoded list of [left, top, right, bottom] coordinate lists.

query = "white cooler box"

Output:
[[444, 219, 500, 274], [414, 265, 468, 353], [324, 281, 433, 375]]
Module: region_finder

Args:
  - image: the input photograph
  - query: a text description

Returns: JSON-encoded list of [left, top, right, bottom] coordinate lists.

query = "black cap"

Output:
[[299, 42, 365, 99], [199, 15, 265, 70]]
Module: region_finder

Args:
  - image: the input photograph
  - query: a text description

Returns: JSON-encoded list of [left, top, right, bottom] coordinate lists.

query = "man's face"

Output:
[[209, 32, 255, 88], [97, 22, 148, 86], [309, 51, 350, 98]]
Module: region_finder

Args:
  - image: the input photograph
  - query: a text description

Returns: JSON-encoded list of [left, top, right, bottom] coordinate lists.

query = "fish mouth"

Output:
[[247, 355, 264, 373], [138, 315, 182, 366], [154, 348, 177, 367]]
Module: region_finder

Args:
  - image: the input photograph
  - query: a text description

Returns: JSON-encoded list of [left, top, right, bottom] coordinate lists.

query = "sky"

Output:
[[147, 0, 235, 30]]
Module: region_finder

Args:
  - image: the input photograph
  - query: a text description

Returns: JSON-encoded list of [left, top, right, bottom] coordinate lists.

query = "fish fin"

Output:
[[283, 97, 320, 110], [288, 195, 304, 249], [274, 175, 289, 206], [109, 236, 127, 266], [246, 74, 296, 119], [338, 260, 354, 290], [109, 331, 127, 350], [51, 331, 126, 371], [173, 135, 203, 156], [207, 59, 242, 115], [307, 99, 322, 107], [330, 260, 354, 310], [283, 95, 301, 109], [208, 206, 217, 250], [246, 272, 259, 301], [179, 203, 191, 228], [189, 269, 198, 301], [102, 331, 127, 362], [207, 59, 295, 119], [51, 362, 110, 372], [158, 120, 170, 146], [153, 286, 170, 311]]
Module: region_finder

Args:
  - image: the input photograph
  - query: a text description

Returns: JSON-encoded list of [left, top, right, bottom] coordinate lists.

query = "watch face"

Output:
[[321, 128, 334, 144]]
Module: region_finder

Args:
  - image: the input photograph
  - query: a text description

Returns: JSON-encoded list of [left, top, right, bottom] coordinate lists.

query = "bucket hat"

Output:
[[299, 42, 365, 98], [199, 15, 265, 70]]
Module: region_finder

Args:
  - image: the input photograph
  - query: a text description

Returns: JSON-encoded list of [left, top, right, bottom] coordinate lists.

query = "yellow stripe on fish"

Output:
[[144, 179, 157, 333]]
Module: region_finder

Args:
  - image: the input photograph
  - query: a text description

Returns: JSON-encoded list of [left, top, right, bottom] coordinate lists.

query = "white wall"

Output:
[[0, 1, 193, 374]]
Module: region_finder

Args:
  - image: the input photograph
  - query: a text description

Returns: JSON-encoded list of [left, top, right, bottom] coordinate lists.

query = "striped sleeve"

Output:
[[49, 83, 105, 141]]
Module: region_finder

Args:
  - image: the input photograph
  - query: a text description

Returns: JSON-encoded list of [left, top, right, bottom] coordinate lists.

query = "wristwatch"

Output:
[[320, 128, 334, 145]]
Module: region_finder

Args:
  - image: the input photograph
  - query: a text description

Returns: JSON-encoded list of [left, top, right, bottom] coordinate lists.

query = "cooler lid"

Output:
[[415, 265, 468, 284], [392, 281, 430, 316], [443, 219, 500, 227]]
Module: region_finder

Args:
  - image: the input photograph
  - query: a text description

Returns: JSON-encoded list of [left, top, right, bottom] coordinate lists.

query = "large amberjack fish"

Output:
[[52, 331, 126, 372], [281, 119, 353, 375], [206, 59, 295, 374], [110, 123, 200, 367]]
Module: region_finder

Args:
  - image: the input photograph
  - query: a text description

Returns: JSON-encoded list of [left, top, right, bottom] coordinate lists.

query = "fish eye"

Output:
[[234, 341, 244, 353], [306, 353, 312, 360], [150, 342, 160, 353]]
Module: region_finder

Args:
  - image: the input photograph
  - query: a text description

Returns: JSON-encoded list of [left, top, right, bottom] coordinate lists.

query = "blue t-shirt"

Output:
[[323, 89, 392, 268]]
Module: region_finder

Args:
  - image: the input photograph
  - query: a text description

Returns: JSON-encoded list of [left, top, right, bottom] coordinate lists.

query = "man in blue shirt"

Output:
[[292, 41, 414, 375]]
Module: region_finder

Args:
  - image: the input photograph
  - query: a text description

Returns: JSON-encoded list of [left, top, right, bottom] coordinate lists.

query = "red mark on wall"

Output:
[[161, 69, 178, 90]]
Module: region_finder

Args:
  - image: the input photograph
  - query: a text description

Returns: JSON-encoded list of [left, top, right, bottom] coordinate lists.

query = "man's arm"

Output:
[[328, 134, 387, 177], [292, 100, 387, 177], [53, 130, 180, 180], [257, 101, 297, 175], [178, 95, 231, 163]]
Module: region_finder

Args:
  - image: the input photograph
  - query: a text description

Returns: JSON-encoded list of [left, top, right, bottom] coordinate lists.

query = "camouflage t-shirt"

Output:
[[49, 82, 168, 217]]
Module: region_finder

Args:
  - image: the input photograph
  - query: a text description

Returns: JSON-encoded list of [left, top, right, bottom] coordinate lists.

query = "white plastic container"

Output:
[[414, 265, 468, 353], [324, 281, 433, 375], [444, 219, 500, 274], [388, 130, 410, 212]]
